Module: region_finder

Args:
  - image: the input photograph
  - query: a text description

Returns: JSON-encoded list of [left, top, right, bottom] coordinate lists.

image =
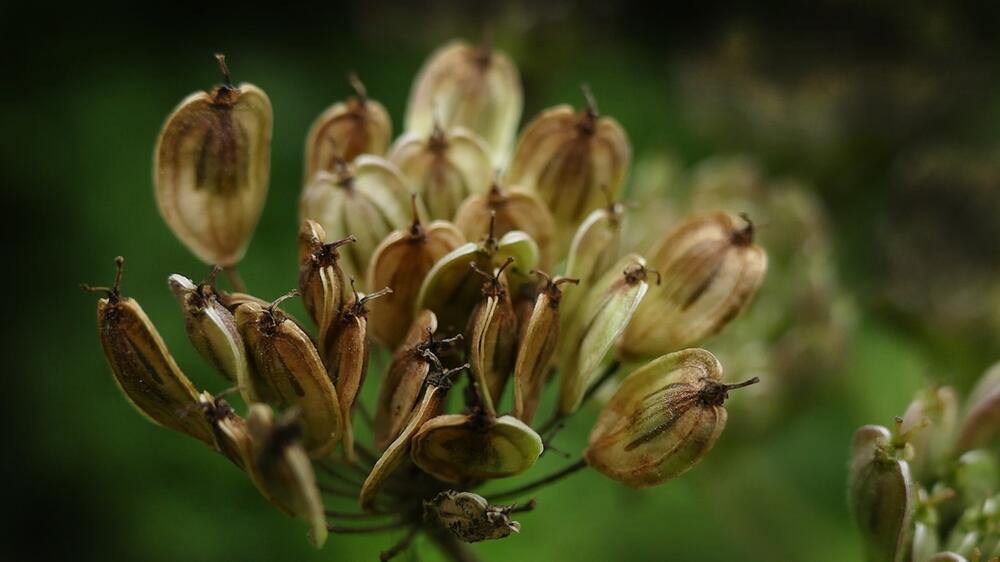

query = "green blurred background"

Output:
[[7, 2, 1000, 560]]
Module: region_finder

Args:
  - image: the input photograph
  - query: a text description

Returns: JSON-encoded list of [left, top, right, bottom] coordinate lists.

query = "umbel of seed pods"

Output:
[[86, 39, 769, 559]]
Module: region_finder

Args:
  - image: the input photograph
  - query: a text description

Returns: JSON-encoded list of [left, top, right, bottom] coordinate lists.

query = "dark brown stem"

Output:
[[430, 527, 481, 562], [317, 462, 363, 488], [215, 53, 232, 88], [223, 266, 247, 293], [487, 459, 588, 502], [380, 527, 420, 562], [347, 71, 367, 102], [325, 509, 390, 520]]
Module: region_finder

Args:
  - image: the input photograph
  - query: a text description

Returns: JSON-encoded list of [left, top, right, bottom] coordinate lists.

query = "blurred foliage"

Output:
[[5, 1, 999, 561]]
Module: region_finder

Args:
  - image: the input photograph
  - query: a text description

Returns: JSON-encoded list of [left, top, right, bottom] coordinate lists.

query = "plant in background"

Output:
[[83, 39, 767, 561], [849, 361, 1000, 562]]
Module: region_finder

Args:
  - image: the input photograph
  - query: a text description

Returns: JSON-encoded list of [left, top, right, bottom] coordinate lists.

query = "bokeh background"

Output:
[[7, 2, 1000, 560]]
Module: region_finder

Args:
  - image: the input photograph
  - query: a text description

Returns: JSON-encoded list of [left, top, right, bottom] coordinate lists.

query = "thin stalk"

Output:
[[223, 266, 247, 293], [380, 527, 420, 562], [327, 521, 405, 534], [325, 509, 393, 520], [537, 360, 621, 435], [429, 528, 481, 562], [487, 458, 589, 502], [317, 462, 364, 488]]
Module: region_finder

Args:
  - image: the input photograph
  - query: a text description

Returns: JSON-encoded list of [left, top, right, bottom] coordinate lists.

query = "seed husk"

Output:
[[454, 179, 556, 269], [958, 360, 1000, 453], [425, 490, 522, 543], [305, 73, 392, 175], [467, 258, 518, 416], [297, 219, 354, 351], [561, 200, 625, 326], [154, 54, 272, 266]]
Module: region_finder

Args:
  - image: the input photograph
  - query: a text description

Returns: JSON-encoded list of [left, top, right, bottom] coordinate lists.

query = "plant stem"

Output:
[[327, 521, 405, 534], [380, 527, 419, 562], [487, 458, 589, 501], [537, 360, 622, 435], [429, 528, 481, 562], [223, 266, 247, 293]]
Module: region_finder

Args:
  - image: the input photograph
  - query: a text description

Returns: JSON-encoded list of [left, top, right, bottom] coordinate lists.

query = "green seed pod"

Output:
[[84, 257, 215, 447], [900, 385, 960, 481], [411, 413, 543, 483], [388, 125, 493, 221], [297, 219, 354, 351], [467, 258, 518, 416], [849, 423, 916, 562], [299, 156, 420, 284], [246, 404, 328, 548], [154, 55, 272, 267], [405, 38, 522, 163], [505, 87, 631, 248], [513, 272, 578, 424], [558, 255, 651, 415], [561, 201, 625, 326], [168, 271, 248, 386], [366, 202, 465, 348], [958, 361, 1000, 453], [954, 450, 999, 506], [621, 211, 767, 360], [425, 490, 522, 543], [584, 348, 756, 488], [235, 295, 342, 457], [305, 73, 392, 175], [454, 180, 556, 269], [927, 553, 968, 562]]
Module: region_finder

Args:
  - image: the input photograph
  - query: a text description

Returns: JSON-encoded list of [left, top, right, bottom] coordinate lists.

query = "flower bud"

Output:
[[958, 360, 1000, 453], [901, 385, 959, 481], [84, 257, 215, 447], [467, 258, 518, 416], [585, 348, 756, 488], [411, 413, 543, 483], [425, 491, 522, 543], [405, 38, 522, 163], [621, 212, 767, 360], [299, 155, 419, 284], [513, 272, 578, 423], [154, 55, 271, 266], [305, 73, 391, 176], [505, 87, 631, 247], [560, 201, 625, 326], [168, 271, 248, 386], [297, 220, 354, 350], [235, 295, 342, 457], [389, 125, 493, 220], [454, 179, 556, 269], [558, 255, 651, 415], [366, 202, 465, 348]]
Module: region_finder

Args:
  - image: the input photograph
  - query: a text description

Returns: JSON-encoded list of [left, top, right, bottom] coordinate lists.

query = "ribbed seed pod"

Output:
[[299, 155, 419, 284], [900, 386, 959, 481], [958, 360, 1000, 453], [505, 88, 630, 248], [467, 258, 518, 416], [621, 212, 767, 360], [235, 295, 342, 457], [168, 271, 248, 387], [84, 257, 215, 447], [154, 55, 271, 266], [558, 255, 652, 415], [246, 404, 328, 548], [585, 349, 757, 488], [405, 38, 522, 163], [561, 201, 625, 325], [425, 491, 522, 543], [513, 272, 578, 424], [411, 413, 543, 483], [297, 219, 354, 350], [388, 125, 493, 221], [325, 282, 392, 462], [366, 201, 465, 348], [305, 73, 391, 176], [454, 180, 556, 269]]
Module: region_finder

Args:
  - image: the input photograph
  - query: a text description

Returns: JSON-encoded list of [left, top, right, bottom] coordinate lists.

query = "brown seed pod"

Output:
[[389, 124, 493, 221], [297, 219, 355, 350], [305, 73, 392, 176], [513, 272, 578, 424], [405, 38, 522, 163], [366, 199, 465, 348], [168, 270, 247, 386], [325, 281, 392, 462], [467, 257, 518, 416], [154, 54, 272, 267], [585, 348, 758, 488], [505, 87, 630, 248], [561, 199, 625, 326], [454, 179, 556, 269], [620, 212, 767, 360], [235, 293, 342, 457], [84, 257, 216, 447], [425, 491, 523, 543]]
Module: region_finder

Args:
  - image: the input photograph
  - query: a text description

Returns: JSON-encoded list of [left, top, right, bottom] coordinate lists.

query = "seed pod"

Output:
[[305, 73, 392, 176], [927, 554, 969, 562], [958, 360, 1000, 453], [297, 220, 354, 349], [84, 257, 215, 447], [417, 221, 538, 333], [585, 348, 757, 488], [235, 295, 342, 457], [900, 386, 959, 481], [467, 258, 518, 416], [325, 282, 392, 462], [168, 271, 248, 386], [454, 179, 556, 269], [558, 255, 652, 415], [425, 491, 522, 543], [366, 202, 465, 348], [388, 125, 493, 221], [954, 450, 999, 505], [154, 55, 272, 266], [620, 212, 767, 360], [849, 423, 916, 562], [561, 201, 625, 325], [405, 38, 522, 163], [299, 155, 420, 284], [513, 272, 578, 424], [246, 404, 328, 548], [411, 413, 543, 483], [505, 87, 630, 247]]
